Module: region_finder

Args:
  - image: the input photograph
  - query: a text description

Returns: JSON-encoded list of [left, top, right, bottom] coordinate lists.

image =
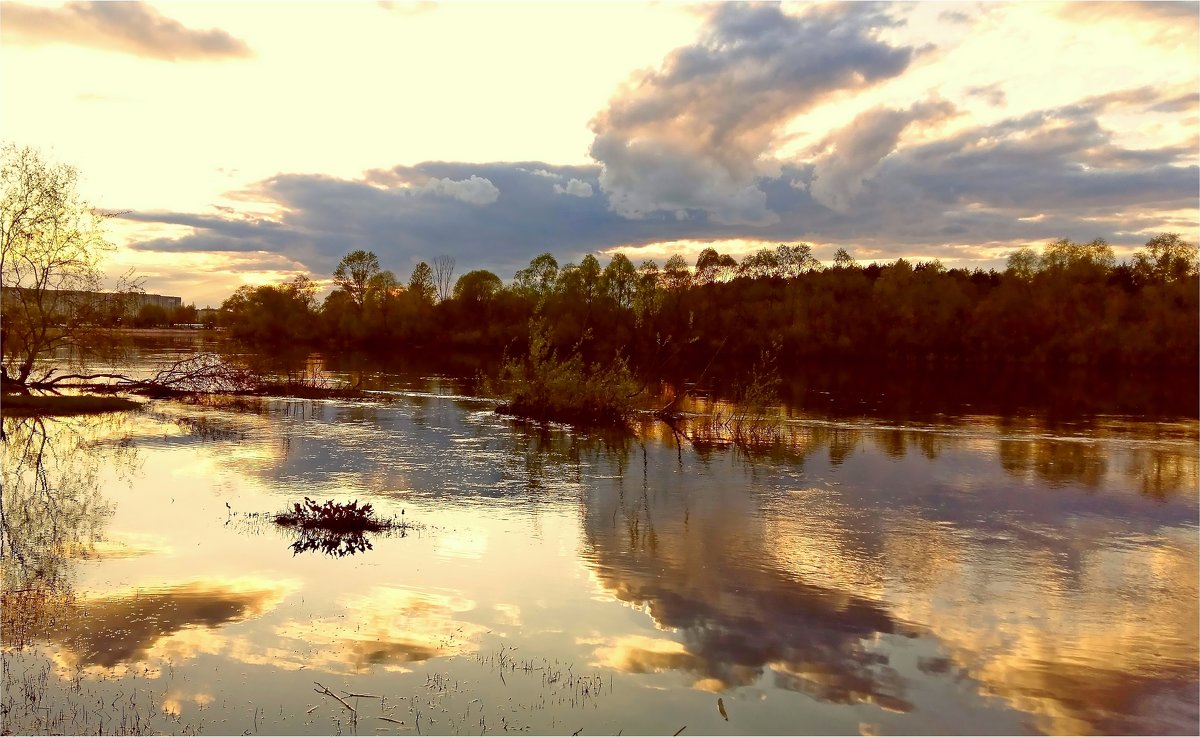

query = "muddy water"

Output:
[[2, 352, 1197, 735]]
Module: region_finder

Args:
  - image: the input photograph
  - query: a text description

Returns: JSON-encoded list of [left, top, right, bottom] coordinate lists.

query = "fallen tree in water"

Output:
[[1, 393, 141, 416], [7, 353, 365, 400]]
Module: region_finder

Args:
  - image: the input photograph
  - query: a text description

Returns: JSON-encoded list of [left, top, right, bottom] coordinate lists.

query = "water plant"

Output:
[[491, 318, 640, 427], [271, 498, 407, 556], [274, 497, 386, 533]]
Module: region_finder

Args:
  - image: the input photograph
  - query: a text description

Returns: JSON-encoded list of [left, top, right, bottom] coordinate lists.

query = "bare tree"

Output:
[[432, 254, 456, 303], [1, 145, 132, 389]]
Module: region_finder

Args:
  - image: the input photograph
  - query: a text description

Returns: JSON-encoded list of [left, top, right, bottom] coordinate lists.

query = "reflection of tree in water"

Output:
[[649, 412, 968, 474], [1122, 447, 1198, 499], [288, 528, 375, 557], [497, 419, 632, 495], [581, 443, 1198, 733], [580, 473, 913, 712], [1, 414, 135, 646], [282, 524, 413, 558], [999, 438, 1108, 488]]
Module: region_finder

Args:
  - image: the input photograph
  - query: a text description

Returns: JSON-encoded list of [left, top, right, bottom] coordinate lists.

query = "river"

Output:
[[2, 335, 1196, 735]]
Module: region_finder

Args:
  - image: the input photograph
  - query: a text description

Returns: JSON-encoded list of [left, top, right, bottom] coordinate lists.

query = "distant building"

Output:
[[1, 288, 182, 317], [128, 293, 183, 312]]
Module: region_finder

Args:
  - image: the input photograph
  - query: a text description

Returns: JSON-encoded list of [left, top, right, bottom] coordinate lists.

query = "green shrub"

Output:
[[492, 318, 640, 427]]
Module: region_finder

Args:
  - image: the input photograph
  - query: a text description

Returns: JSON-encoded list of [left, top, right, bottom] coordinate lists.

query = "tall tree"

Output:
[[1133, 233, 1197, 284], [663, 254, 692, 292], [432, 254, 456, 303], [833, 248, 858, 270], [1006, 247, 1040, 281], [453, 269, 502, 305], [578, 254, 602, 304], [1, 145, 123, 388], [332, 250, 380, 307], [408, 261, 436, 305], [776, 243, 820, 278], [602, 253, 636, 307], [514, 253, 559, 297]]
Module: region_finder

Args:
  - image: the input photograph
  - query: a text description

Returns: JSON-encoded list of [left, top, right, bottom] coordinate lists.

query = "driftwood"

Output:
[[26, 354, 255, 394], [313, 682, 356, 715], [18, 353, 361, 400]]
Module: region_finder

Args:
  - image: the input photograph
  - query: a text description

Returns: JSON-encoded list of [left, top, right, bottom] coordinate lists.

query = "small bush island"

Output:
[[493, 319, 640, 427]]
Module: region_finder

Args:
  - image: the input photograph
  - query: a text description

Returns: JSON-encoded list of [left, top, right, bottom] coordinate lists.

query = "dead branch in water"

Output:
[[313, 682, 356, 715], [21, 353, 363, 400]]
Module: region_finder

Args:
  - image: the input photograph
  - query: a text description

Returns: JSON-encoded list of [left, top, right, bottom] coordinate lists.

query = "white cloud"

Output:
[[554, 178, 594, 197], [420, 175, 499, 205], [589, 3, 916, 225]]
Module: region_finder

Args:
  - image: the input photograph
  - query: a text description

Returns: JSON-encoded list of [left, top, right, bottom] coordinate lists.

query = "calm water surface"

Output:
[[2, 340, 1197, 735]]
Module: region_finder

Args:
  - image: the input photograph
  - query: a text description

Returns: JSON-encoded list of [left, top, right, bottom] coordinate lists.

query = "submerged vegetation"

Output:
[[274, 497, 389, 533], [491, 319, 641, 427], [273, 498, 406, 557]]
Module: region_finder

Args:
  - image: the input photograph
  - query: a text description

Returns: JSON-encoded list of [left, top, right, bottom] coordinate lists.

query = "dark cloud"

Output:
[[117, 0, 1195, 278], [122, 88, 1196, 276], [809, 100, 957, 212], [1, 1, 252, 61], [938, 8, 974, 25], [589, 2, 919, 225], [125, 163, 693, 277], [1149, 91, 1200, 114], [964, 83, 1007, 107]]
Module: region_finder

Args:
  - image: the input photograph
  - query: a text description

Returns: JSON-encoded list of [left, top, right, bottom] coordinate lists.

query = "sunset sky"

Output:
[[3, 0, 1197, 306]]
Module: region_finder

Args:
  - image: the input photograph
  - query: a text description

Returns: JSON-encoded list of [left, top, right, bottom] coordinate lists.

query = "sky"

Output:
[[2, 0, 1197, 306]]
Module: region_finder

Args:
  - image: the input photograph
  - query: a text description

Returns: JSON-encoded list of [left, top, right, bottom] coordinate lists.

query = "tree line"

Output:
[[7, 144, 1190, 396], [218, 234, 1198, 374]]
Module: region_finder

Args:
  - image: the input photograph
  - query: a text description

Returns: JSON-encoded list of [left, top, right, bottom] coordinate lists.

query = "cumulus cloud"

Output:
[[124, 163, 670, 277], [119, 81, 1196, 285], [554, 179, 594, 198], [809, 99, 957, 212], [1, 1, 252, 61], [360, 167, 499, 203], [589, 2, 919, 225], [420, 175, 499, 205]]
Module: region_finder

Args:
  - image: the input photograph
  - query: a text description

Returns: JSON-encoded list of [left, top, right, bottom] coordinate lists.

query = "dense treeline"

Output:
[[218, 234, 1199, 374]]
